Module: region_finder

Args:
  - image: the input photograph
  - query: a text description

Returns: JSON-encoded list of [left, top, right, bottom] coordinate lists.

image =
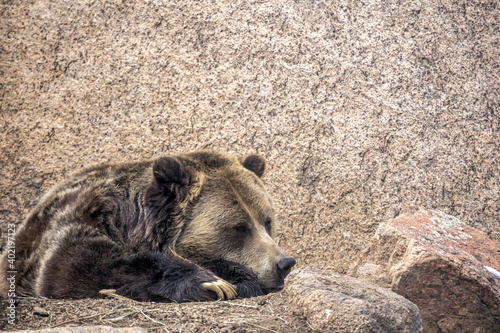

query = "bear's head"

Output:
[[148, 151, 296, 292]]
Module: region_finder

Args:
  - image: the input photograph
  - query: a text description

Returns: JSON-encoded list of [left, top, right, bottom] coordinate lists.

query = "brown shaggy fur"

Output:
[[0, 151, 295, 302]]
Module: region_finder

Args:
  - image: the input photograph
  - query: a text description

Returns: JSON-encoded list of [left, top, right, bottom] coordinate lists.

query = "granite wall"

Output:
[[1, 0, 498, 271]]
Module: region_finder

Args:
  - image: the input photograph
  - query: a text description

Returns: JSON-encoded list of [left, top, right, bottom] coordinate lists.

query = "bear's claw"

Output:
[[202, 279, 237, 300]]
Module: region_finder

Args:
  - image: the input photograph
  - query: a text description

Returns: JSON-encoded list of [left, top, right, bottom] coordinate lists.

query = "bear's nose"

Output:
[[277, 256, 296, 278]]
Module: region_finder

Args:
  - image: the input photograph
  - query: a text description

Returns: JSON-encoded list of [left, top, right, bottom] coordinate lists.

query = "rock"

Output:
[[33, 306, 49, 317], [7, 326, 147, 333], [285, 267, 422, 332], [349, 210, 500, 333]]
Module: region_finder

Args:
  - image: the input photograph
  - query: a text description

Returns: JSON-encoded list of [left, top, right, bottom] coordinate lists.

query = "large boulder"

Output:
[[285, 268, 422, 332], [349, 210, 500, 332]]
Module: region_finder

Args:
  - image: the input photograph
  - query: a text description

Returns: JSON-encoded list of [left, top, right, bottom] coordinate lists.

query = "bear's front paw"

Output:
[[202, 278, 237, 300]]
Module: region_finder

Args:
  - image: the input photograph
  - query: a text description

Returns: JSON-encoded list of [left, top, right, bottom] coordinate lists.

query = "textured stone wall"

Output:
[[1, 0, 498, 272]]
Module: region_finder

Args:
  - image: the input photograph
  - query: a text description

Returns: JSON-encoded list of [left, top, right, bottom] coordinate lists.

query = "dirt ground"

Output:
[[0, 292, 314, 332]]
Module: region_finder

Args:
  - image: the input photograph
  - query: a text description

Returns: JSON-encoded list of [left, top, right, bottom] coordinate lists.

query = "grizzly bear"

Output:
[[0, 151, 295, 302]]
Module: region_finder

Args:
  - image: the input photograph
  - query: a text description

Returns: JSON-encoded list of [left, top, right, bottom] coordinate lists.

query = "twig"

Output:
[[64, 308, 78, 319], [139, 309, 170, 332], [220, 301, 260, 309], [306, 320, 316, 331], [225, 315, 259, 320], [100, 318, 119, 327]]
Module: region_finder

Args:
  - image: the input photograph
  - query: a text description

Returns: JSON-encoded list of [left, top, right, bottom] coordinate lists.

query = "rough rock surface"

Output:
[[285, 268, 422, 332], [1, 0, 499, 275], [349, 210, 500, 333]]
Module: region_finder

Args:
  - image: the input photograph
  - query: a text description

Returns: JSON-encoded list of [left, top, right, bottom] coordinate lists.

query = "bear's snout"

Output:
[[276, 256, 296, 280]]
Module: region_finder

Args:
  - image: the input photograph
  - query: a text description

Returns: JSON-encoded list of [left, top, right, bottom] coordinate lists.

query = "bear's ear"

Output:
[[148, 156, 195, 207], [242, 154, 266, 178]]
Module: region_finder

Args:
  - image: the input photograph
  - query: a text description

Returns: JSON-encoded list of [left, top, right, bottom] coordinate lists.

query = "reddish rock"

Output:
[[286, 268, 422, 332], [349, 210, 500, 333]]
